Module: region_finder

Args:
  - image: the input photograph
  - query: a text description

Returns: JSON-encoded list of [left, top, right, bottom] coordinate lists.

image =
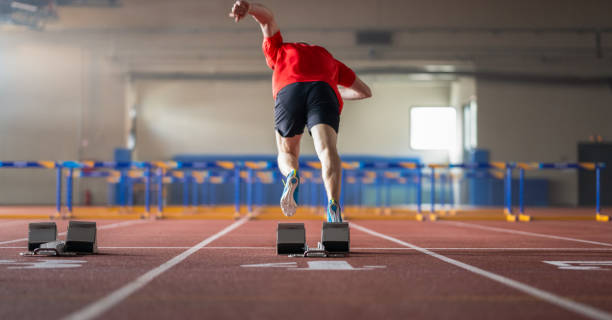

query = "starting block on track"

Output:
[[27, 222, 57, 251], [321, 222, 350, 253], [21, 221, 97, 257], [65, 221, 98, 253], [276, 223, 306, 254], [277, 222, 350, 257]]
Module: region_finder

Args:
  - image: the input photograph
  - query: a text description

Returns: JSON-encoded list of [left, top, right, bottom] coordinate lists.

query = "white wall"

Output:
[[339, 78, 451, 161], [0, 43, 81, 204], [0, 40, 125, 205], [135, 80, 277, 159], [1, 0, 611, 205], [478, 80, 612, 205], [135, 77, 452, 161]]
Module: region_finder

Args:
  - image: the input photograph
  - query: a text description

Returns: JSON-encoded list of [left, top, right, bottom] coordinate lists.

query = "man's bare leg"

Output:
[[275, 132, 301, 176], [311, 124, 342, 222], [276, 131, 301, 216]]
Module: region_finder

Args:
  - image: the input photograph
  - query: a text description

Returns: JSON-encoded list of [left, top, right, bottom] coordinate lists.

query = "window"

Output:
[[463, 100, 478, 150], [410, 107, 456, 150]]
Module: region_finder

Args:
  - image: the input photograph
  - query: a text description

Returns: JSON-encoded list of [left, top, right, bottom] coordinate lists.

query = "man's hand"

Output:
[[229, 1, 279, 37], [339, 77, 372, 100], [229, 0, 250, 22]]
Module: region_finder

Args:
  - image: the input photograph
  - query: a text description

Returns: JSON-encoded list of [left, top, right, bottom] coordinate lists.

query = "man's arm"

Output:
[[338, 76, 372, 100], [229, 1, 279, 38]]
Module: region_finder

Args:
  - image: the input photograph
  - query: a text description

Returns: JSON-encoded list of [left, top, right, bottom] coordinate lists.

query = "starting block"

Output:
[[65, 221, 98, 253], [21, 221, 98, 257], [321, 222, 350, 253], [276, 223, 306, 254], [277, 222, 350, 258], [27, 222, 57, 251]]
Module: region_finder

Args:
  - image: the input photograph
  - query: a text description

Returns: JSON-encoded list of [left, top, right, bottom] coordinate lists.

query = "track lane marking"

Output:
[[351, 222, 612, 320], [0, 221, 27, 228], [0, 220, 147, 246], [62, 217, 249, 320], [443, 221, 612, 247]]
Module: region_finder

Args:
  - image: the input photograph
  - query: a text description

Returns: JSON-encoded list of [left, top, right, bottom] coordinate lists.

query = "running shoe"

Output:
[[280, 170, 299, 217], [327, 199, 342, 223]]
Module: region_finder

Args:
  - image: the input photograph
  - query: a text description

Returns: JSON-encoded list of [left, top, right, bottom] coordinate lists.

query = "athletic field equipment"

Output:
[[278, 222, 350, 257], [65, 221, 98, 253], [290, 241, 349, 258], [27, 222, 57, 251], [1, 160, 605, 222], [321, 222, 350, 253], [21, 221, 98, 257], [276, 223, 306, 254]]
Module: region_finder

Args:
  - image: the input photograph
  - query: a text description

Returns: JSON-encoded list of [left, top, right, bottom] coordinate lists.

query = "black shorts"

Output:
[[274, 81, 340, 137]]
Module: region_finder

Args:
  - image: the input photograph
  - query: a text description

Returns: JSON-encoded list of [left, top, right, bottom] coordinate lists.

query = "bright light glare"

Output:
[[410, 107, 456, 150]]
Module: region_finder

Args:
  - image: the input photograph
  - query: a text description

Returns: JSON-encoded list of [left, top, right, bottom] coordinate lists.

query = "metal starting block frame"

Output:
[[21, 241, 78, 257], [21, 221, 98, 257], [289, 242, 348, 258]]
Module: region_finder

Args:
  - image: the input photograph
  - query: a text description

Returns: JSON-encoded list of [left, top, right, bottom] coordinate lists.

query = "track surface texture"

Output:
[[1, 218, 612, 320]]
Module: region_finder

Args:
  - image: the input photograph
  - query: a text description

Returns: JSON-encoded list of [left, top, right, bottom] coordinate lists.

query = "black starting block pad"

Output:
[[65, 221, 97, 254], [276, 223, 306, 255], [28, 222, 57, 251], [321, 222, 350, 253]]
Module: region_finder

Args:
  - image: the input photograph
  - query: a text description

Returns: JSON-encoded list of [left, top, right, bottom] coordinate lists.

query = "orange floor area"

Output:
[[0, 205, 607, 222]]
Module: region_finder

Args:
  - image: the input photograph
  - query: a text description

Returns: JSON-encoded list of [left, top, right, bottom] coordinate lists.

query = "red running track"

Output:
[[1, 218, 612, 320]]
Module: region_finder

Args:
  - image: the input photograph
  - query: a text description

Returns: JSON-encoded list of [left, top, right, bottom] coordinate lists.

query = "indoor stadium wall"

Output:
[[477, 80, 612, 206], [1, 0, 611, 205]]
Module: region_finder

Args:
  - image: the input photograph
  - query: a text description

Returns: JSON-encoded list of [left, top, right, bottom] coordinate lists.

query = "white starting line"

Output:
[[0, 259, 86, 269], [241, 261, 386, 270], [544, 261, 612, 271]]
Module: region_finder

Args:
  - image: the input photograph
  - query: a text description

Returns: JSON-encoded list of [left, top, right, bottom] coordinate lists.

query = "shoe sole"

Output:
[[280, 178, 298, 217]]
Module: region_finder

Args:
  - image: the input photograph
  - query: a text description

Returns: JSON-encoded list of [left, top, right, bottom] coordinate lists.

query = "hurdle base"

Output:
[[596, 214, 610, 222], [518, 214, 532, 222], [505, 214, 517, 222]]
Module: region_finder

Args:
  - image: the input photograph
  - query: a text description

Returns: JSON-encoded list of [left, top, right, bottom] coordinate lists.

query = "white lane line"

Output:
[[0, 237, 33, 245], [0, 220, 147, 246], [97, 220, 147, 230], [352, 223, 612, 320], [62, 217, 249, 320], [443, 221, 612, 247], [0, 221, 27, 228]]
